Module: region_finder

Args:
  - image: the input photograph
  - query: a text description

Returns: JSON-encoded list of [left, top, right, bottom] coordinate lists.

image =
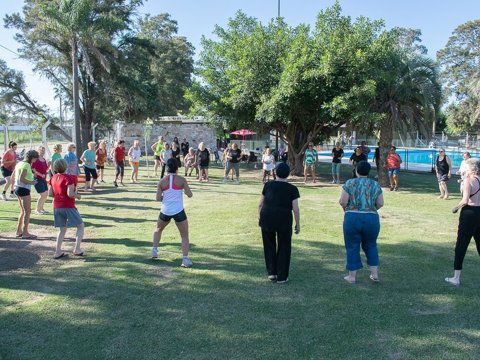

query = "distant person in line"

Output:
[[447, 158, 480, 286], [339, 161, 384, 284], [112, 140, 126, 187], [95, 141, 107, 183], [80, 141, 98, 191], [258, 162, 300, 284], [14, 150, 39, 239], [349, 147, 367, 179], [31, 146, 49, 214], [171, 141, 182, 169], [152, 158, 193, 268], [262, 147, 276, 183], [50, 144, 63, 177], [196, 142, 210, 182], [180, 138, 190, 159], [160, 142, 173, 179], [359, 141, 371, 157], [127, 140, 142, 183], [49, 158, 85, 259], [183, 147, 197, 177], [456, 151, 471, 194], [436, 148, 452, 199], [303, 142, 318, 183], [331, 142, 344, 184], [64, 143, 80, 176], [373, 143, 380, 171], [386, 146, 402, 191], [1, 141, 18, 201], [151, 136, 165, 178], [223, 142, 242, 184]]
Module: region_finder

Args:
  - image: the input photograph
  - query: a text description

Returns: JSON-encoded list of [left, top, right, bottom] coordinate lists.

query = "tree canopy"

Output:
[[437, 19, 480, 133]]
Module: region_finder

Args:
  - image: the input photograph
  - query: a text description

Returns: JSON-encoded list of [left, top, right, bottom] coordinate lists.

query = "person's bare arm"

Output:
[[156, 181, 164, 202], [292, 198, 300, 234], [48, 186, 54, 197], [376, 193, 384, 210], [258, 195, 264, 217], [447, 156, 452, 178], [19, 169, 36, 185], [339, 190, 349, 210], [67, 183, 81, 200], [453, 176, 471, 213], [183, 178, 193, 198]]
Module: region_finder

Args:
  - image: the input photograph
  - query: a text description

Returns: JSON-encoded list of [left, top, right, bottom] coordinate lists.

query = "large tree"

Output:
[[191, 4, 387, 174], [5, 1, 193, 154], [437, 19, 480, 133]]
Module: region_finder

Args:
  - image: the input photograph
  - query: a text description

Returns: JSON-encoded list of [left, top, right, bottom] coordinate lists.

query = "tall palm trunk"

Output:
[[378, 115, 394, 187], [71, 37, 82, 158]]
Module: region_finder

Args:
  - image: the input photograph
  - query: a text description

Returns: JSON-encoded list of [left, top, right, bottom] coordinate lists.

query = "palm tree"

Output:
[[39, 0, 116, 154], [370, 50, 442, 186]]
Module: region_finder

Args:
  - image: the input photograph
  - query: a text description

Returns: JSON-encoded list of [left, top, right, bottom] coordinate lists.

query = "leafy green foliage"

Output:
[[437, 19, 480, 133]]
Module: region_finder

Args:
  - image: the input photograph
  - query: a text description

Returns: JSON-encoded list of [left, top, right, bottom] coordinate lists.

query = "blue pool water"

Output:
[[320, 149, 480, 169]]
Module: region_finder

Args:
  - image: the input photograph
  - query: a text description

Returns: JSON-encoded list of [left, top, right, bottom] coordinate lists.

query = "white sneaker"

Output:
[[331, 180, 336, 184], [445, 277, 460, 286], [234, 179, 239, 184], [9, 193, 17, 199], [0, 193, 7, 201], [222, 178, 227, 184], [151, 248, 158, 259], [181, 256, 193, 268]]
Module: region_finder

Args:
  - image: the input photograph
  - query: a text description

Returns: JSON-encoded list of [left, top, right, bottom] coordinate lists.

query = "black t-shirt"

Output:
[[197, 149, 210, 166], [228, 149, 242, 163], [260, 181, 300, 231], [332, 148, 344, 163], [350, 153, 367, 166], [181, 142, 189, 155]]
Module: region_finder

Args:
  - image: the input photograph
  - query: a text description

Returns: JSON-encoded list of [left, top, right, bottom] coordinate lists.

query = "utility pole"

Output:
[[278, 0, 281, 18]]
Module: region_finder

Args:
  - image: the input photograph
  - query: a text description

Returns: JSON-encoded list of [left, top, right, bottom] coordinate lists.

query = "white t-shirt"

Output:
[[262, 154, 275, 171], [130, 147, 142, 162]]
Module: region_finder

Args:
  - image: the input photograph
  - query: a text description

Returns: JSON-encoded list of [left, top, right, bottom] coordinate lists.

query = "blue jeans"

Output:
[[343, 212, 380, 271], [332, 163, 341, 177]]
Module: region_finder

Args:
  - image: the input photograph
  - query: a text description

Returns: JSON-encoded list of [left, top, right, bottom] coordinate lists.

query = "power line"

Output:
[[0, 44, 20, 56]]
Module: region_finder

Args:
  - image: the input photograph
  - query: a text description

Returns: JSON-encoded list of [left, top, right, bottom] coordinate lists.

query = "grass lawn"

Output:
[[1, 162, 479, 359]]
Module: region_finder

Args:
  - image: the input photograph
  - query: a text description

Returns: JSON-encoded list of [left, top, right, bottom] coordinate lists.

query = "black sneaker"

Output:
[[113, 181, 118, 187], [389, 186, 394, 191]]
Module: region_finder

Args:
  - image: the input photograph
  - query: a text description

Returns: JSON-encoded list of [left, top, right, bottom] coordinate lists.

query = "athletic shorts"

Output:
[[14, 187, 30, 197], [199, 165, 209, 170], [159, 209, 187, 223], [54, 208, 84, 228], [388, 167, 400, 177], [154, 155, 161, 161], [129, 161, 139, 167], [96, 165, 105, 170], [1, 166, 13, 177], [305, 162, 316, 168], [34, 179, 48, 193], [83, 166, 98, 182], [438, 174, 449, 182]]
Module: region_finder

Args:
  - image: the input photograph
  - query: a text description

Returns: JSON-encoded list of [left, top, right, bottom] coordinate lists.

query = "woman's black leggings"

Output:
[[115, 161, 125, 178], [454, 205, 480, 270]]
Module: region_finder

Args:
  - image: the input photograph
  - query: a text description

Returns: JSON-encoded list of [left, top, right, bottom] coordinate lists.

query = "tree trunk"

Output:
[[378, 116, 394, 187], [71, 37, 82, 158]]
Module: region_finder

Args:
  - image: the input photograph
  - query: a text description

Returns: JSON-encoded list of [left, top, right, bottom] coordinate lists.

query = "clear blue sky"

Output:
[[1, 0, 479, 112]]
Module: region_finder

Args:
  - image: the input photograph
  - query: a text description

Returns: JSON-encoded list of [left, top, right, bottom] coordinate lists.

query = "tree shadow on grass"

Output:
[[29, 217, 113, 228], [78, 199, 158, 212]]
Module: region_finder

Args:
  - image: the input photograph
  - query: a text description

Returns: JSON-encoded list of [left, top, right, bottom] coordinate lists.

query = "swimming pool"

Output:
[[320, 149, 479, 170]]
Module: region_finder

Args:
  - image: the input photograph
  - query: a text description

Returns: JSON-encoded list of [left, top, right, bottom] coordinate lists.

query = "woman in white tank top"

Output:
[[152, 158, 193, 267], [128, 140, 142, 183], [447, 158, 480, 285]]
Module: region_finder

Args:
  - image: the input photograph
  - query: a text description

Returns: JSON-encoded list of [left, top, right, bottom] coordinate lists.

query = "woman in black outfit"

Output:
[[258, 163, 300, 284], [171, 142, 182, 168], [349, 147, 367, 179], [447, 158, 480, 285], [435, 148, 452, 199]]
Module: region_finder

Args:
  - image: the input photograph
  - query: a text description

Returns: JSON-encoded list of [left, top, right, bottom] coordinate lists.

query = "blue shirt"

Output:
[[81, 150, 96, 169], [342, 177, 382, 213], [64, 151, 79, 175]]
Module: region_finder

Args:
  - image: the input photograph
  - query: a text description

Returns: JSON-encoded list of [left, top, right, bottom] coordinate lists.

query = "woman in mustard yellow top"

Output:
[[14, 150, 39, 239]]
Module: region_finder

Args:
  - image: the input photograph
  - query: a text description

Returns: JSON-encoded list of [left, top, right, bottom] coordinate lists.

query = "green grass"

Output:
[[1, 162, 480, 359]]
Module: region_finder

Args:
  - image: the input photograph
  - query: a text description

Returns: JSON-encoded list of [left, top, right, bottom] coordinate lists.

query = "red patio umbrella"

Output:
[[230, 129, 256, 139]]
